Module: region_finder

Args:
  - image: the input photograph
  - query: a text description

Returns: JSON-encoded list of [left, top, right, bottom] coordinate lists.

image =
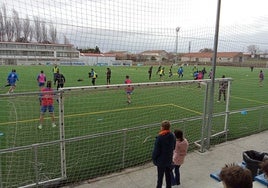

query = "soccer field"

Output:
[[0, 65, 268, 187]]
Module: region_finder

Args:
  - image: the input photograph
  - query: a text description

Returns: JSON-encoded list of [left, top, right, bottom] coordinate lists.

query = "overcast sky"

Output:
[[2, 0, 268, 53]]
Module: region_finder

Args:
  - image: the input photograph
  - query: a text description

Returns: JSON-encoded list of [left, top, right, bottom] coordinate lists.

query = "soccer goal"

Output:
[[0, 78, 231, 187]]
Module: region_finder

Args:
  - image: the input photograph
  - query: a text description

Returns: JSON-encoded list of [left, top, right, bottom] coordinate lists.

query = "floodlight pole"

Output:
[[175, 27, 180, 64], [205, 0, 221, 151]]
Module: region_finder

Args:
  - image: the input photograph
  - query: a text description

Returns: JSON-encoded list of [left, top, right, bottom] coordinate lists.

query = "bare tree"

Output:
[[49, 24, 57, 43], [64, 35, 70, 44], [41, 21, 48, 42], [29, 26, 33, 42], [247, 45, 259, 58], [5, 19, 14, 41], [199, 48, 213, 53], [13, 9, 22, 42], [33, 16, 42, 42], [1, 4, 11, 41], [22, 15, 31, 42], [0, 8, 4, 41]]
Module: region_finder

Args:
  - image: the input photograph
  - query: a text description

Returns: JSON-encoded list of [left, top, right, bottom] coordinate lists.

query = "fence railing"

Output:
[[1, 79, 268, 187]]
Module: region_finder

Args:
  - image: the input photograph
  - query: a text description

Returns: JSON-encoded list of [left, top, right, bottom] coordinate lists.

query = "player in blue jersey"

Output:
[[6, 69, 19, 94]]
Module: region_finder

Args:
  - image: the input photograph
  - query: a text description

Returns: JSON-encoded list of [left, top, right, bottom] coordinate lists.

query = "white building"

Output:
[[80, 53, 132, 66], [0, 42, 80, 65]]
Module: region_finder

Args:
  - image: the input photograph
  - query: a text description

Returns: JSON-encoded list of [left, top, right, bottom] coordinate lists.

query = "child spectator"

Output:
[[260, 160, 268, 178], [171, 129, 189, 186], [219, 163, 252, 188]]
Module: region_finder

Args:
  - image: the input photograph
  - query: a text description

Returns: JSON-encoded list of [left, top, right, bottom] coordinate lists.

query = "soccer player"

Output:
[[168, 66, 173, 77], [37, 70, 46, 88], [125, 75, 134, 104], [259, 70, 264, 87], [106, 67, 111, 85], [201, 67, 207, 78], [218, 75, 228, 102], [55, 70, 66, 90], [177, 66, 183, 78], [192, 65, 198, 74], [208, 69, 213, 79], [197, 71, 203, 88], [52, 65, 59, 85], [159, 67, 165, 81], [156, 65, 162, 75], [6, 69, 19, 94], [38, 81, 56, 129], [89, 68, 97, 85], [148, 66, 153, 80]]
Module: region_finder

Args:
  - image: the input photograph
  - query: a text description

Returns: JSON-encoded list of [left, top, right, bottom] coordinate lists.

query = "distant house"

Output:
[[80, 53, 132, 66], [259, 53, 268, 59], [140, 50, 169, 62], [80, 53, 116, 66], [105, 51, 129, 60], [181, 52, 244, 64]]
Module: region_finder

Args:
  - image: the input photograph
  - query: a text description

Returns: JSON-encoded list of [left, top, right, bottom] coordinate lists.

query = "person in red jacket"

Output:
[[38, 81, 56, 129]]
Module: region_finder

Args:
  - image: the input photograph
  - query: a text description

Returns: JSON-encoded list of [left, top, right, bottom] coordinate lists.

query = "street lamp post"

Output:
[[175, 27, 180, 64]]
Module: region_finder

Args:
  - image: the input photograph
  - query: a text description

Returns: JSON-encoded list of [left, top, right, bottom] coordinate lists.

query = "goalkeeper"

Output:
[[38, 81, 56, 129]]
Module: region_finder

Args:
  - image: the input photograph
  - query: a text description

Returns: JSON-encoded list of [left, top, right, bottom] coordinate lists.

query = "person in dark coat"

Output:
[[152, 120, 176, 188]]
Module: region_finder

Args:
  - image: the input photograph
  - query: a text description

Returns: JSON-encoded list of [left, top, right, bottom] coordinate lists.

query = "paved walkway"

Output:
[[63, 130, 268, 188]]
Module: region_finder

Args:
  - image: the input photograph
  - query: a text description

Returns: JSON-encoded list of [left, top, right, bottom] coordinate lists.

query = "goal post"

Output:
[[0, 78, 231, 187]]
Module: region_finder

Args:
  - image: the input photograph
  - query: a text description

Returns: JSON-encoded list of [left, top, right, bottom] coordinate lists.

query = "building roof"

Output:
[[0, 41, 74, 47], [182, 52, 243, 58], [80, 53, 116, 57], [140, 50, 168, 55]]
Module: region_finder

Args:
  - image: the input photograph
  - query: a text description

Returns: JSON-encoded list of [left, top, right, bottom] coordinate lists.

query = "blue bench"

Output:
[[254, 173, 268, 186], [210, 162, 246, 182]]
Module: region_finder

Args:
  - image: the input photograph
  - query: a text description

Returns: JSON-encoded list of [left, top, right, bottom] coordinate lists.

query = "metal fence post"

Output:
[[200, 82, 209, 152], [58, 90, 67, 179], [33, 144, 39, 186], [258, 106, 264, 131], [122, 129, 127, 169]]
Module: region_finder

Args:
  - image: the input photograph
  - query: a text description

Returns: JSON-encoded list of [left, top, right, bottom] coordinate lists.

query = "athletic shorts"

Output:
[[9, 82, 16, 86], [39, 82, 45, 87], [41, 105, 54, 113]]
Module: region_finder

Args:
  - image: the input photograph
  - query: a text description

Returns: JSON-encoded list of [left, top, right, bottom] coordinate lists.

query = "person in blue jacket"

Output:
[[6, 69, 19, 94], [152, 120, 176, 188]]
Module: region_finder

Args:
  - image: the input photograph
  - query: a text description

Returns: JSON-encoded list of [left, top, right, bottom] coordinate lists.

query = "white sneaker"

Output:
[[38, 125, 42, 129], [52, 123, 56, 128]]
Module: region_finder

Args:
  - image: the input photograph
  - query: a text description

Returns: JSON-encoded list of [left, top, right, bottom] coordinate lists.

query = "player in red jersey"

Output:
[[38, 81, 56, 129], [124, 75, 134, 104]]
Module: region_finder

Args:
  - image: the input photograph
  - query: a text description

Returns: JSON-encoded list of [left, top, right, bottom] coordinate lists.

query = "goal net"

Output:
[[0, 79, 231, 187], [1, 0, 267, 58], [0, 0, 267, 187]]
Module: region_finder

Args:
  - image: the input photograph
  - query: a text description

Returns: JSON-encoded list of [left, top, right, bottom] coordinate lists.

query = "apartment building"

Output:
[[0, 42, 80, 65]]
